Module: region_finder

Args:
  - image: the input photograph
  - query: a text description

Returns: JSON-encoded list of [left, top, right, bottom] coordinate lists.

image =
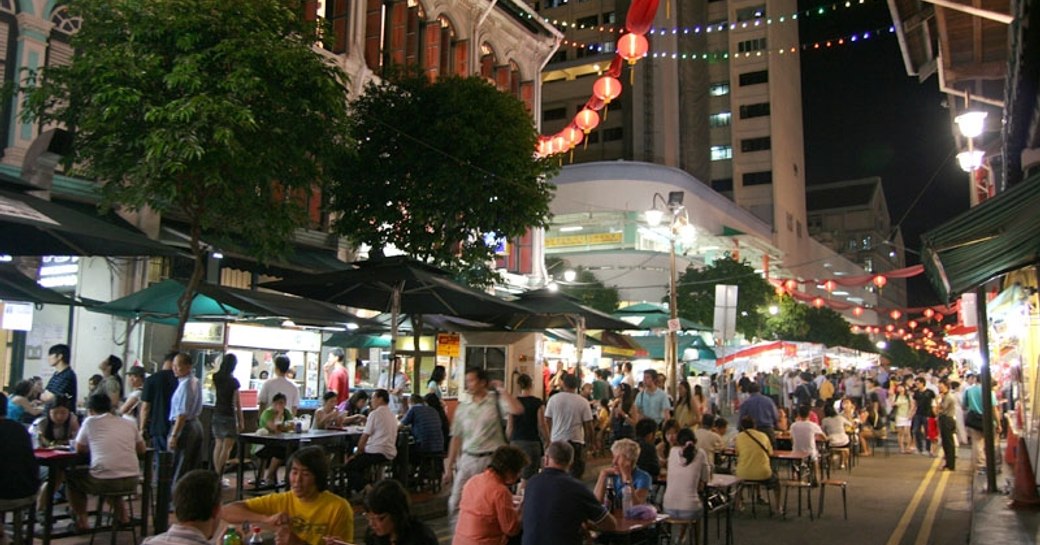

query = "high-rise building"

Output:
[[533, 0, 808, 261]]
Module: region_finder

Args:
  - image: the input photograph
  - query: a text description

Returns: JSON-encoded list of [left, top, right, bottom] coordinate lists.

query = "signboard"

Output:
[[0, 301, 33, 331], [183, 322, 225, 345], [437, 333, 461, 357], [667, 318, 681, 332], [960, 293, 978, 328], [228, 323, 321, 352], [545, 232, 623, 248], [713, 284, 738, 342], [38, 256, 79, 290]]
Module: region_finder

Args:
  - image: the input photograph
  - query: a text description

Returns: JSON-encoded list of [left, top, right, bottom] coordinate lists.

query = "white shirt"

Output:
[[694, 428, 724, 462], [258, 375, 300, 412], [76, 413, 141, 479], [377, 371, 409, 415], [790, 420, 825, 459], [545, 391, 593, 444], [363, 405, 398, 459], [663, 446, 710, 513]]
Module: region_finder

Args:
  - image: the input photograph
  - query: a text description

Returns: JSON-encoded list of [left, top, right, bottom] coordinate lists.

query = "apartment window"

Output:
[[739, 102, 770, 119], [712, 178, 733, 192], [576, 15, 598, 28], [603, 11, 617, 23], [739, 70, 768, 86], [603, 127, 623, 141], [742, 170, 773, 185], [710, 82, 730, 96], [862, 235, 873, 250], [863, 257, 874, 272], [543, 107, 567, 122], [587, 131, 600, 144], [848, 238, 860, 251], [544, 0, 567, 7], [740, 137, 771, 152], [709, 111, 732, 128], [735, 5, 766, 21], [737, 38, 767, 53], [711, 145, 733, 161]]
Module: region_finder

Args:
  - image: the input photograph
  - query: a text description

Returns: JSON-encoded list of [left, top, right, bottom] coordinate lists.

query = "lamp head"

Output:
[[645, 208, 665, 227], [954, 110, 987, 139], [667, 191, 685, 206]]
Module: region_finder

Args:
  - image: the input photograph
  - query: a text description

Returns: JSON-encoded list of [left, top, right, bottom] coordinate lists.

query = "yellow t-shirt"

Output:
[[243, 490, 354, 545], [735, 429, 773, 481]]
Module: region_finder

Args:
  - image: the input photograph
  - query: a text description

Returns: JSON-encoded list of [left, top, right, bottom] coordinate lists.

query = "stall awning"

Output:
[[633, 335, 716, 361], [325, 333, 391, 349], [0, 266, 81, 305], [921, 176, 1040, 301]]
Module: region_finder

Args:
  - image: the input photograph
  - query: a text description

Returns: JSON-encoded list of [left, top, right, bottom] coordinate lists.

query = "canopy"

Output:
[[324, 333, 392, 349], [93, 279, 375, 327], [633, 335, 716, 362], [921, 175, 1040, 301], [0, 178, 175, 257], [501, 289, 635, 331], [614, 303, 712, 331], [0, 266, 80, 305]]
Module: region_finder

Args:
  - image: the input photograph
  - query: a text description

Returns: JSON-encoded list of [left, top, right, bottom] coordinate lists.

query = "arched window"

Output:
[[509, 60, 521, 98], [323, 0, 350, 54], [480, 42, 496, 82], [437, 15, 455, 77], [48, 7, 81, 68], [403, 0, 425, 71]]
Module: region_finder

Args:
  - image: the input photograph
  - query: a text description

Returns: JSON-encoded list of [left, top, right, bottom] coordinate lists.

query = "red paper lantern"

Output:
[[812, 297, 825, 308], [923, 308, 935, 319], [889, 310, 902, 320], [784, 279, 798, 291], [593, 76, 622, 104], [563, 126, 583, 148], [886, 324, 895, 332], [823, 280, 837, 292], [908, 320, 918, 330], [574, 109, 600, 134], [851, 325, 861, 334], [898, 328, 906, 336], [551, 135, 567, 154], [934, 313, 944, 322], [774, 286, 786, 297], [852, 306, 864, 317], [873, 275, 888, 289], [617, 33, 649, 64]]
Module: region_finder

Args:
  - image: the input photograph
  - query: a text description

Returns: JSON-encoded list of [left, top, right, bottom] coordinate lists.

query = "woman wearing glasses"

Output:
[[362, 480, 437, 545]]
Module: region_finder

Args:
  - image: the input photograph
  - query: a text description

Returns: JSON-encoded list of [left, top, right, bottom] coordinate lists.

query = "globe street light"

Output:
[[645, 191, 694, 399]]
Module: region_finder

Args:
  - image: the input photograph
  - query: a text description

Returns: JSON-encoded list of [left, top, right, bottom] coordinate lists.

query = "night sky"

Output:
[[797, 0, 969, 306]]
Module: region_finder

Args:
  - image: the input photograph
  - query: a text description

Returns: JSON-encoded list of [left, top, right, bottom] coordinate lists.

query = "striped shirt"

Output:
[[452, 393, 508, 455], [141, 524, 211, 545]]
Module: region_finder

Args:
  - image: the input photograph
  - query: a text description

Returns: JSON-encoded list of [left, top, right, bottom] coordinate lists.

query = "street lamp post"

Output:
[[647, 191, 694, 400]]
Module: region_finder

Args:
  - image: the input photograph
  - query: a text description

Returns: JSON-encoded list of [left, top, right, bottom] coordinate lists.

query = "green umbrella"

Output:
[[324, 333, 391, 349], [92, 279, 244, 325], [0, 266, 82, 306], [614, 303, 712, 331]]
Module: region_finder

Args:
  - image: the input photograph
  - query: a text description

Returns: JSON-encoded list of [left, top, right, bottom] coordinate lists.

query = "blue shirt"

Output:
[[609, 467, 653, 493], [635, 389, 671, 423], [169, 375, 202, 422], [738, 393, 779, 428], [964, 384, 997, 414], [401, 404, 444, 453], [45, 367, 77, 406], [6, 400, 25, 424]]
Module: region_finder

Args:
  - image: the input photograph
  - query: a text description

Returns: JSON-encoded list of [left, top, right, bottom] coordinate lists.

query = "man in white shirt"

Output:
[[258, 354, 300, 414], [377, 358, 410, 416], [67, 392, 146, 532], [694, 414, 726, 468], [545, 374, 594, 479], [344, 389, 398, 494], [790, 405, 826, 481]]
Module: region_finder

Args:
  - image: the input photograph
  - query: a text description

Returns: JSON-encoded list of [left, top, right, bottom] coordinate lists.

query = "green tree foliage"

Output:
[[330, 75, 557, 286], [547, 257, 620, 314], [883, 339, 949, 370], [762, 295, 878, 350], [20, 0, 353, 346], [675, 256, 772, 339]]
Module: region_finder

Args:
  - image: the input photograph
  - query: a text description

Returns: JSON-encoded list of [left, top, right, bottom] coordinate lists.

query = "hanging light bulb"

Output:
[[954, 110, 987, 138], [957, 150, 985, 172]]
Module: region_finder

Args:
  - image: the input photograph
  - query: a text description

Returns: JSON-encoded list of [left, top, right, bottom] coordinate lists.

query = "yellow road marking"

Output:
[[913, 469, 951, 545], [885, 457, 942, 545]]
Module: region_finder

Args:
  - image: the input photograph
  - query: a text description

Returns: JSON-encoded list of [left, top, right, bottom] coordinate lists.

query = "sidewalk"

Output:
[[968, 455, 1040, 544]]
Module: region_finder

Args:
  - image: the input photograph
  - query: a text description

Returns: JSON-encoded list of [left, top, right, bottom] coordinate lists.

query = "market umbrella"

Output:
[[262, 255, 531, 381], [494, 289, 635, 372], [93, 278, 375, 328], [0, 182, 176, 257], [614, 302, 712, 331], [0, 266, 82, 305]]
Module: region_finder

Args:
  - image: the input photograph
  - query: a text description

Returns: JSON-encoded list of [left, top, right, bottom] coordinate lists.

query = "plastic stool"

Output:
[[0, 495, 36, 545], [781, 480, 814, 520], [89, 488, 138, 545]]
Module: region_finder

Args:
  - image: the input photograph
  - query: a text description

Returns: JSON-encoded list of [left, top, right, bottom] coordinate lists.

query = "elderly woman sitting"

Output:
[[594, 438, 652, 508], [454, 445, 528, 545]]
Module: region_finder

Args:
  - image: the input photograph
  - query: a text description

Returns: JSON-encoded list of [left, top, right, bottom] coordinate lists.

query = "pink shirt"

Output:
[[454, 470, 520, 545]]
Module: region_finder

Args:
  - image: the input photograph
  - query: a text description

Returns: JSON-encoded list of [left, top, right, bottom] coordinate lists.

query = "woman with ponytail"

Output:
[[662, 428, 710, 525]]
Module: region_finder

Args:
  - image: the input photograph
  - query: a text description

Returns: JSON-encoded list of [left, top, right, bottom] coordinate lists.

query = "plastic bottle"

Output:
[[248, 527, 263, 545], [223, 526, 242, 545], [621, 482, 633, 515], [604, 479, 615, 510]]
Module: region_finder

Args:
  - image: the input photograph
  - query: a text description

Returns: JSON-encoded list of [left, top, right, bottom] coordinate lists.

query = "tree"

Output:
[[761, 295, 878, 349], [547, 257, 620, 314], [675, 256, 772, 340], [20, 0, 353, 347], [329, 74, 557, 286]]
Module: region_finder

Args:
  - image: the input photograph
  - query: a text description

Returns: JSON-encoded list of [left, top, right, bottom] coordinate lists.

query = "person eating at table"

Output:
[[338, 390, 370, 424], [734, 415, 780, 514], [312, 391, 342, 430], [662, 428, 709, 543], [7, 379, 44, 425], [790, 405, 826, 478], [401, 393, 444, 460], [523, 441, 616, 545], [362, 479, 438, 545], [454, 445, 527, 545], [255, 392, 294, 486], [223, 445, 354, 545], [68, 392, 145, 533], [594, 438, 652, 508], [345, 389, 398, 496], [0, 391, 40, 529], [31, 395, 80, 510]]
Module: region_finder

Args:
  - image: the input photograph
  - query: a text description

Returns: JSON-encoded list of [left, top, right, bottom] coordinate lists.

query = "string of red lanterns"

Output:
[[535, 0, 659, 157]]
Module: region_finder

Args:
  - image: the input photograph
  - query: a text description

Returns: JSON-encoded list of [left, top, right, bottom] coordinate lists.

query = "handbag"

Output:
[[965, 410, 984, 431]]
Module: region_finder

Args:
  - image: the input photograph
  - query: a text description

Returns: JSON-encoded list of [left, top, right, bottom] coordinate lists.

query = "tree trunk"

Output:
[[174, 221, 207, 351]]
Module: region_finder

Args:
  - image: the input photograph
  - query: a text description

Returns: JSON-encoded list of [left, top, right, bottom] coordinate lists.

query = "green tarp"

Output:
[[633, 335, 716, 362], [921, 176, 1040, 301]]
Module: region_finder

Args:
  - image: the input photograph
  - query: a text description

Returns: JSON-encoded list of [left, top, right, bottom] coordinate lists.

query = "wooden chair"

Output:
[[0, 495, 36, 545], [88, 486, 139, 545], [662, 517, 700, 545], [736, 480, 773, 518], [817, 479, 848, 519], [780, 480, 814, 520]]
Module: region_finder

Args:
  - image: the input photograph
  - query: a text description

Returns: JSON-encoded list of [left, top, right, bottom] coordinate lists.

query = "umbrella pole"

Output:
[[390, 283, 402, 387], [575, 316, 585, 382]]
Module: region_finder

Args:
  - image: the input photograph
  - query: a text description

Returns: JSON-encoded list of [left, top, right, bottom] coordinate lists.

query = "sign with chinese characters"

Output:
[[436, 333, 461, 357], [0, 301, 33, 331]]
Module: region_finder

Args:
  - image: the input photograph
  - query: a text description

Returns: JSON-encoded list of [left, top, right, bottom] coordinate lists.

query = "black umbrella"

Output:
[[262, 256, 530, 379], [0, 184, 175, 257]]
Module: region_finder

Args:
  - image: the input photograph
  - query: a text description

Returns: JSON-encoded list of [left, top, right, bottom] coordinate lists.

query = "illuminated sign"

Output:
[[0, 301, 33, 331], [38, 256, 79, 291], [545, 232, 623, 248]]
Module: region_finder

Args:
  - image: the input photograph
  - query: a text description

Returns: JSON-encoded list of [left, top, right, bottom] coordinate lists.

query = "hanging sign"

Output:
[[437, 333, 461, 357]]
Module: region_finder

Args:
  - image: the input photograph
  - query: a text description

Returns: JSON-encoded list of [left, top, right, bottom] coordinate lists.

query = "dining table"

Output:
[[235, 427, 363, 499], [703, 473, 740, 545], [595, 511, 670, 545]]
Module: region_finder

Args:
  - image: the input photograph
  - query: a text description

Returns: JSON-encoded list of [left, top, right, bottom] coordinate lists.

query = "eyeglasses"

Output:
[[363, 512, 389, 522]]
